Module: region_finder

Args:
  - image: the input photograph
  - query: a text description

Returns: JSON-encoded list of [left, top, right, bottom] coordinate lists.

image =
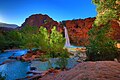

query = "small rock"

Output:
[[30, 67, 37, 70]]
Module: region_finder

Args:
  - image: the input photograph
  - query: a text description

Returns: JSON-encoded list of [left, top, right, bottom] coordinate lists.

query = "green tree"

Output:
[[35, 26, 49, 51], [5, 30, 22, 49], [0, 33, 7, 52], [20, 25, 39, 51], [19, 25, 39, 34], [86, 0, 119, 61], [49, 26, 66, 57]]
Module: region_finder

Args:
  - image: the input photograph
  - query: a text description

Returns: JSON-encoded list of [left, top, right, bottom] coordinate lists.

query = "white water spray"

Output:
[[64, 26, 71, 47]]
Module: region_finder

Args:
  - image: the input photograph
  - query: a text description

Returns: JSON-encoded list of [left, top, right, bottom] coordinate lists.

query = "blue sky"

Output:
[[0, 0, 97, 26]]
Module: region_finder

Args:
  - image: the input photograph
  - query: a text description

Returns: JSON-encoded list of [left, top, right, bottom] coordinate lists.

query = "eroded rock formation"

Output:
[[21, 14, 63, 33], [65, 18, 95, 46], [21, 14, 120, 46]]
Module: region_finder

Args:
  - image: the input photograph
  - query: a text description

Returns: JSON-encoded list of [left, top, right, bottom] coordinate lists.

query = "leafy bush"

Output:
[[56, 57, 68, 70], [0, 30, 22, 51], [34, 26, 66, 58], [0, 34, 7, 52], [5, 30, 22, 49], [35, 26, 49, 51], [39, 54, 49, 62], [49, 26, 66, 58], [87, 23, 118, 61], [55, 49, 69, 70], [20, 25, 39, 50], [86, 0, 119, 61]]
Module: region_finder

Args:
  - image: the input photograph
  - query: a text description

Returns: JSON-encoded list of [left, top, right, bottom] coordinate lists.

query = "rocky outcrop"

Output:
[[65, 18, 95, 46], [21, 14, 63, 33], [40, 61, 120, 80], [65, 18, 120, 46], [110, 20, 120, 40]]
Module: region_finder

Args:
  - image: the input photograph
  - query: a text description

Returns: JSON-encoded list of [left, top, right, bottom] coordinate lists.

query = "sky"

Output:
[[0, 0, 97, 26]]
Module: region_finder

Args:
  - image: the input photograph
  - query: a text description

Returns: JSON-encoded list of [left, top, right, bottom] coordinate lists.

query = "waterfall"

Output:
[[64, 26, 71, 47]]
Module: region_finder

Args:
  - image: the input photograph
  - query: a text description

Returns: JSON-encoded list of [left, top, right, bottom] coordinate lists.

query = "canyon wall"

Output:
[[21, 14, 120, 46], [21, 14, 63, 33]]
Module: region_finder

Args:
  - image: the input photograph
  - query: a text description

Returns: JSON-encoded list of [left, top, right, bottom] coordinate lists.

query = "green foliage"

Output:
[[35, 26, 49, 51], [20, 25, 39, 50], [49, 26, 66, 57], [19, 25, 38, 34], [56, 57, 68, 70], [92, 0, 119, 26], [37, 26, 67, 58], [0, 24, 67, 59], [0, 30, 22, 51], [5, 30, 22, 48], [87, 24, 118, 61], [39, 54, 49, 62], [20, 25, 66, 58], [55, 49, 69, 70], [86, 0, 119, 61], [0, 25, 39, 51], [0, 33, 7, 51]]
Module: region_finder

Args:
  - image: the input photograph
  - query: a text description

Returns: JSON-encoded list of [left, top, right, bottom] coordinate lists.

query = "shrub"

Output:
[[55, 49, 69, 70], [49, 26, 66, 58], [86, 0, 119, 61], [35, 26, 49, 51], [87, 24, 118, 61], [20, 25, 39, 51]]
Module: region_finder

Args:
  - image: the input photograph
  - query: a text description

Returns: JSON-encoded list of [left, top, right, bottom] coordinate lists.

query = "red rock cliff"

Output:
[[21, 14, 63, 33], [65, 18, 95, 46], [21, 14, 120, 46], [65, 18, 120, 46]]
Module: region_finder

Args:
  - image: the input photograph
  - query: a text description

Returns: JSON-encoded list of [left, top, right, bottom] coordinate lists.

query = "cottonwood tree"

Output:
[[49, 26, 66, 57], [35, 26, 49, 51], [86, 0, 120, 60]]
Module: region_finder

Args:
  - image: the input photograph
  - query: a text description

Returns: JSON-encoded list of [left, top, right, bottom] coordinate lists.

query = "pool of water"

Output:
[[31, 57, 79, 71], [0, 61, 30, 80], [0, 49, 28, 64], [0, 49, 79, 80], [67, 45, 85, 48], [0, 50, 29, 80]]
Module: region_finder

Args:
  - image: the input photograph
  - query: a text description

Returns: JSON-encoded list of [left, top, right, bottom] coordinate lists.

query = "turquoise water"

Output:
[[0, 50, 29, 80], [66, 45, 85, 48], [31, 57, 79, 71], [0, 61, 30, 80], [0, 50, 28, 64], [0, 50, 79, 80]]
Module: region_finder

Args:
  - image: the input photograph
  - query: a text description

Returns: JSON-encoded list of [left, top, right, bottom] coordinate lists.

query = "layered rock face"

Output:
[[110, 20, 120, 40], [21, 14, 63, 33], [21, 14, 120, 46], [65, 18, 95, 46], [65, 18, 120, 46]]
